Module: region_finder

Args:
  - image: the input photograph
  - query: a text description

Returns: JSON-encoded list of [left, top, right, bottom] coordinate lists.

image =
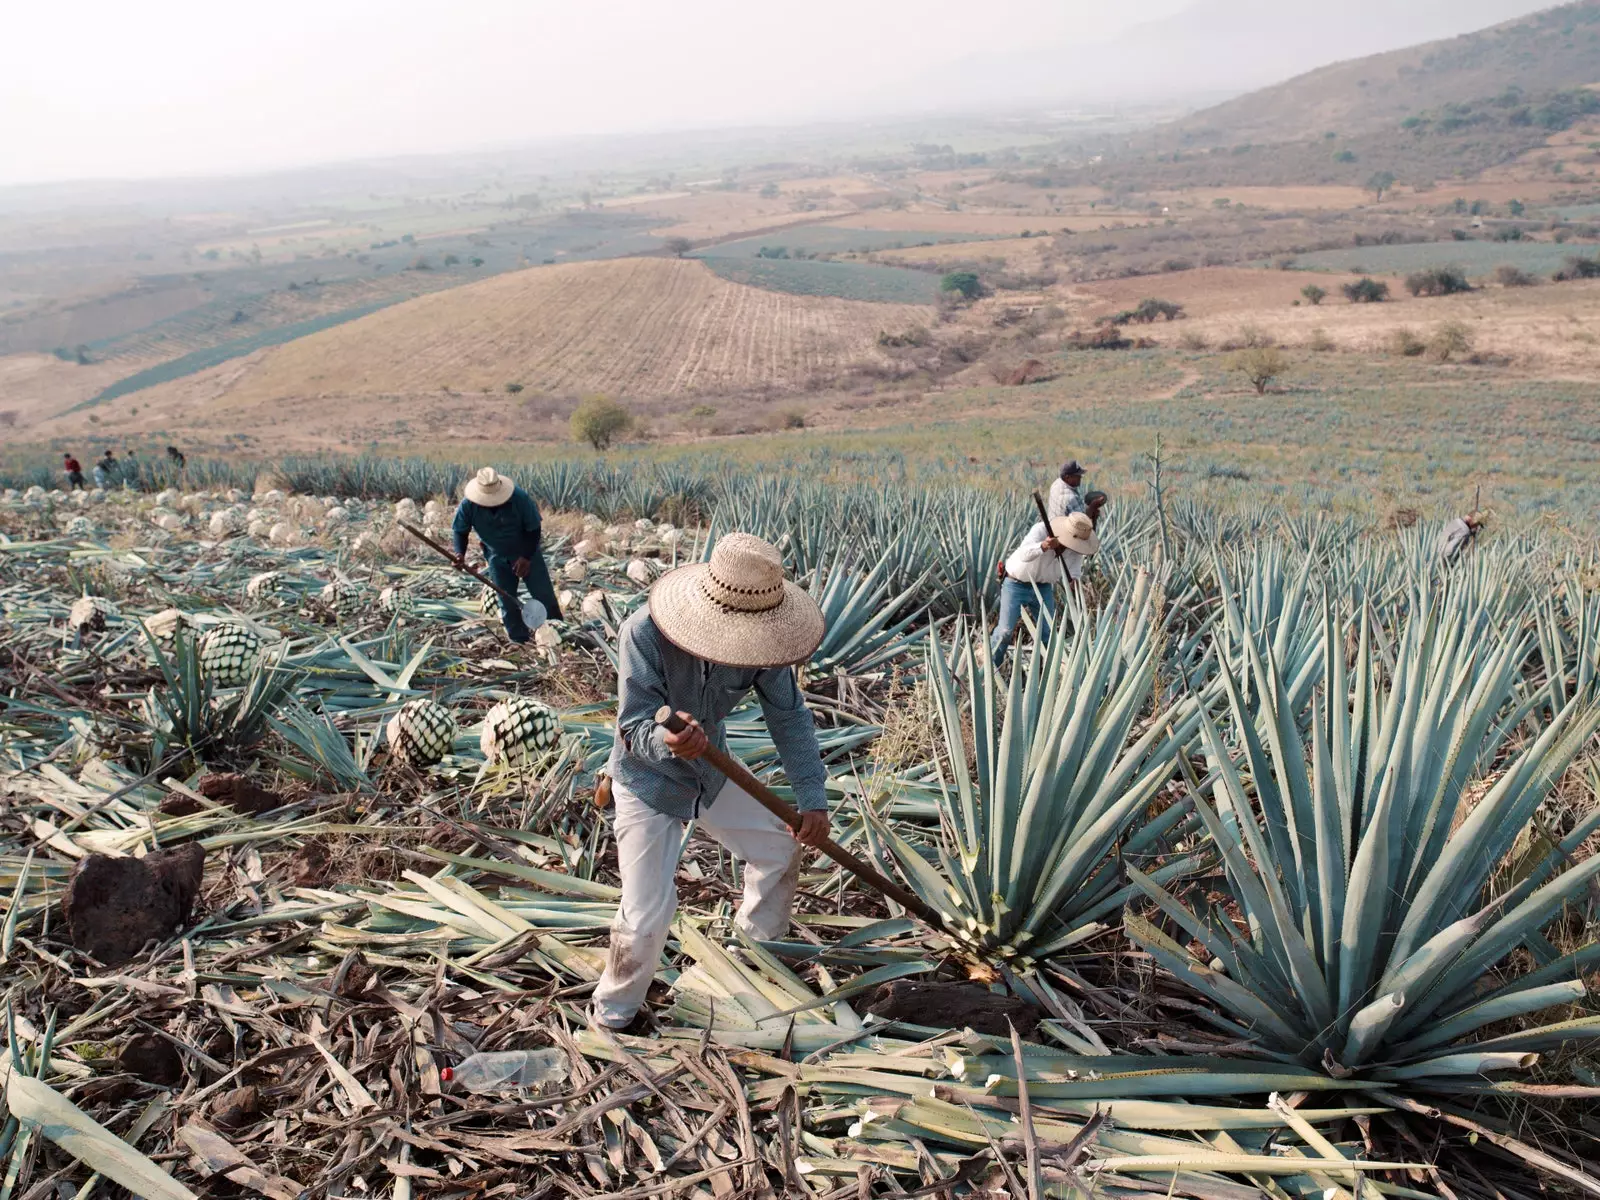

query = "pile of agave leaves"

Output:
[[2, 466, 1600, 1200]]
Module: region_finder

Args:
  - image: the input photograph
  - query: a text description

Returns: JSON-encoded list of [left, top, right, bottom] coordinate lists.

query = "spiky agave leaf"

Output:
[[1129, 596, 1600, 1083], [876, 573, 1201, 958], [806, 547, 930, 677]]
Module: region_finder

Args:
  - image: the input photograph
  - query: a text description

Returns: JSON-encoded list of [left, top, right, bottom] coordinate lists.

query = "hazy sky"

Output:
[[2, 0, 1198, 186]]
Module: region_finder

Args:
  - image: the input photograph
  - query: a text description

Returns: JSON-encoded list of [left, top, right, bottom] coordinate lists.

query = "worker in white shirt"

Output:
[[990, 512, 1100, 667]]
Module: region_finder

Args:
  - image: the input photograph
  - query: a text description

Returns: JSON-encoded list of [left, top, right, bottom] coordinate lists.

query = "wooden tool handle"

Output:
[[399, 521, 517, 603], [1032, 490, 1066, 558], [653, 707, 945, 931]]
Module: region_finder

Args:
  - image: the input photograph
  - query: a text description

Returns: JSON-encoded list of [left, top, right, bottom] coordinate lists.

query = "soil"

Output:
[[1001, 359, 1051, 386], [62, 842, 206, 964], [159, 772, 285, 817], [287, 839, 331, 887], [865, 980, 1041, 1038], [117, 1033, 184, 1086]]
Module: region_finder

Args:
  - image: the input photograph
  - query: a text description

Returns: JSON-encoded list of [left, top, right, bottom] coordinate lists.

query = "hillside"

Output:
[[1177, 0, 1600, 144], [38, 257, 930, 449]]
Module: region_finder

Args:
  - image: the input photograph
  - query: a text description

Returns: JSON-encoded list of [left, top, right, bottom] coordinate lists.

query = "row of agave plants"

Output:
[[859, 561, 1600, 1119]]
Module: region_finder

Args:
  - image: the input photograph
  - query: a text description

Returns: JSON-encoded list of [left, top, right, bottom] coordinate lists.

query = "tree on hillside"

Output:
[[570, 394, 633, 452], [663, 237, 693, 258], [1367, 171, 1397, 202], [940, 271, 983, 300], [1229, 346, 1289, 395], [1343, 277, 1390, 303], [1301, 284, 1327, 306]]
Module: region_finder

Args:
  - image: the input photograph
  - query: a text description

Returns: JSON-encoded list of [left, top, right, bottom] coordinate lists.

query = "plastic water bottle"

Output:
[[439, 1049, 570, 1094]]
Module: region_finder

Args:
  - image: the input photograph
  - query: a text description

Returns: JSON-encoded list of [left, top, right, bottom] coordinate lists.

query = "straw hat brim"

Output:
[[649, 563, 825, 668], [1049, 515, 1100, 556], [464, 478, 514, 507]]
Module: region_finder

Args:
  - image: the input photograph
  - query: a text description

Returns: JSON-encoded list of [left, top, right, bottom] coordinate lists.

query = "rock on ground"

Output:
[[866, 980, 1041, 1038], [62, 843, 206, 964], [158, 773, 285, 817]]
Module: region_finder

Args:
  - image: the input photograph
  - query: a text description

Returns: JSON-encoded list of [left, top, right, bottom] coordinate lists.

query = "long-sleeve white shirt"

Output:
[[1005, 522, 1084, 584]]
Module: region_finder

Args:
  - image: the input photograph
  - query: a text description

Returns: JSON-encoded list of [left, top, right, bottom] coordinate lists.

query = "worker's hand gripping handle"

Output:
[[652, 707, 946, 932]]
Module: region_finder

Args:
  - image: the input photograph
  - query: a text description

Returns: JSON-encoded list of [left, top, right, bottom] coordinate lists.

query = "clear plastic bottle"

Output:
[[439, 1049, 570, 1094]]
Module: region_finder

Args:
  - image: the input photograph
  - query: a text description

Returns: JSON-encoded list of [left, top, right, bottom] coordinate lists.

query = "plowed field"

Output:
[[39, 258, 930, 448]]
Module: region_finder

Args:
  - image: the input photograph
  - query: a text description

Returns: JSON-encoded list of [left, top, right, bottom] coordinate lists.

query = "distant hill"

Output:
[[873, 0, 1557, 112], [1031, 1, 1600, 190], [1176, 0, 1600, 145], [38, 258, 930, 449]]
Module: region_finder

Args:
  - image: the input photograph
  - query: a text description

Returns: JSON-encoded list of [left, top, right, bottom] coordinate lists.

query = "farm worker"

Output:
[[990, 512, 1100, 668], [450, 467, 561, 644], [591, 532, 831, 1034], [1437, 511, 1486, 564], [1047, 460, 1107, 525], [92, 451, 116, 489], [166, 446, 186, 469], [63, 454, 85, 490]]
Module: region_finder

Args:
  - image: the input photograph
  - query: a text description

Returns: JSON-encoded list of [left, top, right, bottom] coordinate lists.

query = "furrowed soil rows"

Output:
[[97, 257, 928, 416]]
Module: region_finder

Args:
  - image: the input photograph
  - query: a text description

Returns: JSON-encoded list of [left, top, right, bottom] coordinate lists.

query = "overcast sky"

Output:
[[2, 0, 1199, 186]]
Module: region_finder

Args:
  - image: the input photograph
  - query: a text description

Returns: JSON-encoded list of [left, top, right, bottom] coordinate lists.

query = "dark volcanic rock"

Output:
[[866, 980, 1041, 1038], [160, 773, 284, 817], [118, 1033, 184, 1086], [62, 843, 206, 964]]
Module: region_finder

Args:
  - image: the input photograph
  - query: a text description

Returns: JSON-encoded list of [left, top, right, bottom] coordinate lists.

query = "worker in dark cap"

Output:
[[1048, 460, 1107, 526]]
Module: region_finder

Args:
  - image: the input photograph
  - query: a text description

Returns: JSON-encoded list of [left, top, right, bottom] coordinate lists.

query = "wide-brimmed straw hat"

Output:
[[1051, 512, 1100, 555], [464, 467, 514, 507], [649, 533, 825, 668]]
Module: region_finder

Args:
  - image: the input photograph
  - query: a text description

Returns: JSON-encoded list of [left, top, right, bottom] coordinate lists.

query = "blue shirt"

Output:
[[451, 486, 544, 564], [608, 608, 828, 821]]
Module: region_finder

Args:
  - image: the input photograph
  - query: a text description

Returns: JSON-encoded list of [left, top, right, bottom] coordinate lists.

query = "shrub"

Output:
[[1554, 255, 1600, 281], [756, 245, 789, 259], [1125, 298, 1184, 323], [1178, 331, 1209, 351], [878, 327, 931, 348], [1229, 346, 1288, 394], [1343, 277, 1390, 303], [663, 237, 693, 258], [569, 394, 633, 451], [1389, 328, 1427, 357], [782, 410, 807, 429], [1366, 171, 1397, 201], [504, 382, 524, 394], [1429, 321, 1474, 363], [1405, 267, 1472, 297], [1495, 265, 1537, 287], [940, 271, 983, 300], [1301, 284, 1327, 306], [1308, 328, 1337, 353]]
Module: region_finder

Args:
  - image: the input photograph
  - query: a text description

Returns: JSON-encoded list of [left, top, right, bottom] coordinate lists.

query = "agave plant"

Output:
[[805, 548, 929, 678], [875, 573, 1204, 963], [139, 623, 300, 769], [1129, 600, 1600, 1084]]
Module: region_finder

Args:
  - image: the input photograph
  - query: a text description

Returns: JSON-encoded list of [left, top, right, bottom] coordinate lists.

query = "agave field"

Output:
[[2, 457, 1600, 1199]]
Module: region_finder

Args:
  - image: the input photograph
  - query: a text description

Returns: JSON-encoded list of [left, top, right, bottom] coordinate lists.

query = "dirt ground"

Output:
[[0, 352, 163, 433], [627, 192, 854, 240]]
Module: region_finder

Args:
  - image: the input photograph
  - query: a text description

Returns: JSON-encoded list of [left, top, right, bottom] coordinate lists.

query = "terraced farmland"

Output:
[[97, 257, 928, 422], [695, 254, 942, 303]]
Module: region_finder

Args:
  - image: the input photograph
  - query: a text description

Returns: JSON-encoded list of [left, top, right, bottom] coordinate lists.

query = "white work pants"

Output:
[[591, 775, 802, 1029]]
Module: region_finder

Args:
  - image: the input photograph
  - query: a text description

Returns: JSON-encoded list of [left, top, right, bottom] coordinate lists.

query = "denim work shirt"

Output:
[[608, 608, 828, 821], [451, 486, 544, 564]]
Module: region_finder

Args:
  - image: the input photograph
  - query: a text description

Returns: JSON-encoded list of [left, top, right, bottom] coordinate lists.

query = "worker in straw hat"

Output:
[[450, 468, 560, 643], [591, 532, 831, 1034], [991, 511, 1100, 668]]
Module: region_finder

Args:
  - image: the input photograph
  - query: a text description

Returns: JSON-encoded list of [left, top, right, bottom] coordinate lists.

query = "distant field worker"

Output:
[[63, 454, 85, 490], [1437, 511, 1486, 564], [450, 467, 560, 643], [592, 533, 830, 1035], [1048, 461, 1109, 526], [166, 446, 186, 469], [92, 450, 117, 489], [991, 512, 1099, 668]]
